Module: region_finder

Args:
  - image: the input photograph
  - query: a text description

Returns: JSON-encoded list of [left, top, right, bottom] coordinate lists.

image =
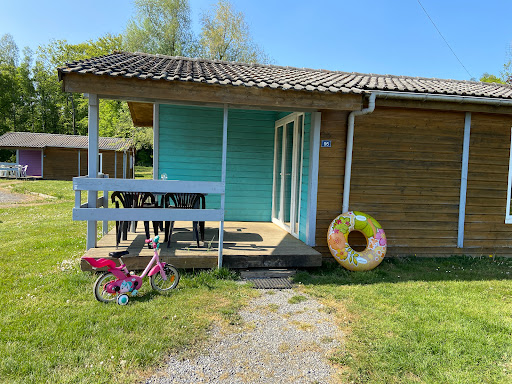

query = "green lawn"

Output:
[[134, 165, 153, 179], [0, 179, 254, 384], [296, 258, 512, 384], [1, 178, 512, 383]]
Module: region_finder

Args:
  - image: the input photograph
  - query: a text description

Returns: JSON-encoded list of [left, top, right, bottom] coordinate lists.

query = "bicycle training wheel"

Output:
[[94, 272, 117, 303], [117, 294, 129, 306], [150, 264, 180, 292]]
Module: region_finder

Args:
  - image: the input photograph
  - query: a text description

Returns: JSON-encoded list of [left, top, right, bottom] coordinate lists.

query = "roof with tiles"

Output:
[[58, 51, 512, 100], [0, 132, 132, 151]]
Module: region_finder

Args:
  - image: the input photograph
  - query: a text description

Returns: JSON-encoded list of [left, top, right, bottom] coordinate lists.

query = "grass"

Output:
[[134, 165, 153, 180], [288, 295, 308, 304], [0, 178, 254, 384], [295, 258, 512, 384], [3, 177, 512, 383]]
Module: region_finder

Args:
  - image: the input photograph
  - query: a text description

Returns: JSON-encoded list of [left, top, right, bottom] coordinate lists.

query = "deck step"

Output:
[[245, 277, 293, 289], [240, 268, 296, 279], [241, 269, 296, 289]]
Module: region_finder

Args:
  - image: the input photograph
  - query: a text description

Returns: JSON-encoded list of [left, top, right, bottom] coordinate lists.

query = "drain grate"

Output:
[[247, 277, 293, 289]]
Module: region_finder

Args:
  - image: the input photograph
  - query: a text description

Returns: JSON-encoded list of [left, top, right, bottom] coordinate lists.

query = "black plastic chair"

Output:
[[111, 191, 159, 248], [163, 193, 205, 248]]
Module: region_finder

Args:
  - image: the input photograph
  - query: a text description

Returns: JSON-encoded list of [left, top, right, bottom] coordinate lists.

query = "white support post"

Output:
[[506, 128, 512, 223], [86, 94, 99, 250], [16, 149, 19, 164], [457, 112, 471, 248], [40, 149, 44, 178], [103, 174, 109, 235], [153, 103, 160, 180], [306, 112, 321, 246], [218, 105, 228, 268], [123, 151, 127, 179], [75, 189, 81, 210]]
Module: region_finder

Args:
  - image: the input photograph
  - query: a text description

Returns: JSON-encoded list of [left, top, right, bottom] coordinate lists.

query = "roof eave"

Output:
[[61, 72, 363, 112]]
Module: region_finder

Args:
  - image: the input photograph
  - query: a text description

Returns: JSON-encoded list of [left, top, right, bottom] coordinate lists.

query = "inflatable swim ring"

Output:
[[327, 211, 387, 271]]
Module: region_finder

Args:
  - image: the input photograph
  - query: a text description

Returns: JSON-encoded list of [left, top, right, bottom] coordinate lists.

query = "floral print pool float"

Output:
[[327, 211, 387, 271]]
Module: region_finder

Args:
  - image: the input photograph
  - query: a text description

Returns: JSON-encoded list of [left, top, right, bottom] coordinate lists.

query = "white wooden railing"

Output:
[[73, 175, 227, 267], [73, 176, 225, 222]]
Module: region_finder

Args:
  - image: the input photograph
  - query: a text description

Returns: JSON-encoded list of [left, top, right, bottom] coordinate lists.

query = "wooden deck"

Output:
[[80, 221, 322, 270]]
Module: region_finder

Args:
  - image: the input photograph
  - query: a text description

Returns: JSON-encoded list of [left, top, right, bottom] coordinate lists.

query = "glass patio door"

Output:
[[272, 113, 304, 237]]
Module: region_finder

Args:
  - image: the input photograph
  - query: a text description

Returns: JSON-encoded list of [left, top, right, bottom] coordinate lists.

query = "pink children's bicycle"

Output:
[[83, 236, 179, 305]]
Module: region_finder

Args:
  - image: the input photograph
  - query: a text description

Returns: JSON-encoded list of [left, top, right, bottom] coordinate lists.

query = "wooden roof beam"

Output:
[[61, 73, 363, 112]]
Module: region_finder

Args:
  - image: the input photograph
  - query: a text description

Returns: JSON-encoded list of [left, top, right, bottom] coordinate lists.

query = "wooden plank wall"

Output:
[[79, 149, 87, 177], [464, 113, 512, 249], [316, 107, 469, 258], [315, 110, 349, 255], [101, 151, 132, 179], [44, 148, 130, 180], [350, 108, 465, 255], [44, 148, 81, 180]]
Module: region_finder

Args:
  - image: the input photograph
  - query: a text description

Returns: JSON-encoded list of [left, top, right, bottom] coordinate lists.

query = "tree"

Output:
[[0, 33, 152, 163], [0, 34, 33, 135], [124, 0, 195, 56], [36, 34, 123, 69], [0, 34, 19, 66], [36, 34, 152, 164], [198, 0, 269, 63], [35, 34, 124, 135], [14, 49, 36, 132], [480, 72, 506, 84]]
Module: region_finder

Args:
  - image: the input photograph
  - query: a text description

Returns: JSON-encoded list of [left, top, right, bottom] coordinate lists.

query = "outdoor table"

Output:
[[0, 164, 21, 178]]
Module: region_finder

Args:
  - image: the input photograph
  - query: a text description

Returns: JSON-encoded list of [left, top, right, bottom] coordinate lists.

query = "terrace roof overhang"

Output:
[[60, 72, 364, 126]]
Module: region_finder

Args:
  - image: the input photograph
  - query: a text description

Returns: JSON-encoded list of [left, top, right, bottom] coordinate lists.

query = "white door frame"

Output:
[[272, 112, 304, 238]]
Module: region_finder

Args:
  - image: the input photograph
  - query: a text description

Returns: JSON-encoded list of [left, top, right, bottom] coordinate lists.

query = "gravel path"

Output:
[[146, 289, 342, 384], [0, 189, 28, 204]]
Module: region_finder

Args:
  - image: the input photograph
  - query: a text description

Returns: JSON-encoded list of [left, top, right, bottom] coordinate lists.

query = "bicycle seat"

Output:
[[83, 257, 117, 269], [108, 250, 129, 258]]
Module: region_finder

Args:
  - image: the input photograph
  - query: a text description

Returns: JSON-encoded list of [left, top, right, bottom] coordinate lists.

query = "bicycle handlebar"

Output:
[[145, 235, 160, 250]]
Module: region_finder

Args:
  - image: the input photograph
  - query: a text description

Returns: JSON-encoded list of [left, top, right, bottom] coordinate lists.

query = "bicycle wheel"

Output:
[[150, 264, 180, 292], [94, 272, 117, 303]]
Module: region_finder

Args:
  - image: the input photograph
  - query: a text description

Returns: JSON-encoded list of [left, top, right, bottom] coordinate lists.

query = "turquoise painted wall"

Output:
[[159, 105, 276, 221], [158, 105, 311, 241]]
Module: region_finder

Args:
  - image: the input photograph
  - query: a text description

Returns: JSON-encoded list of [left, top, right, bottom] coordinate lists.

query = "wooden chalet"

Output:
[[57, 51, 512, 269], [0, 132, 134, 180]]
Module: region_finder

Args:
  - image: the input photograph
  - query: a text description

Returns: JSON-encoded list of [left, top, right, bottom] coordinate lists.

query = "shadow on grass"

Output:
[[86, 267, 239, 306], [294, 255, 512, 286]]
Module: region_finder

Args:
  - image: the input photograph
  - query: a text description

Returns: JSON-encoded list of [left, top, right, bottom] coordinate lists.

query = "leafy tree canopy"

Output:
[[33, 34, 125, 136], [37, 34, 123, 70], [198, 0, 269, 64], [480, 72, 507, 84], [124, 0, 195, 56], [0, 34, 19, 66]]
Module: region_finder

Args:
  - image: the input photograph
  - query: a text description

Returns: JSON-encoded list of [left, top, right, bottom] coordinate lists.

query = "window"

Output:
[[98, 153, 103, 174], [506, 128, 512, 223]]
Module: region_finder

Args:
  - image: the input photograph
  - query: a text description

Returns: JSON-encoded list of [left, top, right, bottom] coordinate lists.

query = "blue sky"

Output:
[[1, 0, 511, 81]]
